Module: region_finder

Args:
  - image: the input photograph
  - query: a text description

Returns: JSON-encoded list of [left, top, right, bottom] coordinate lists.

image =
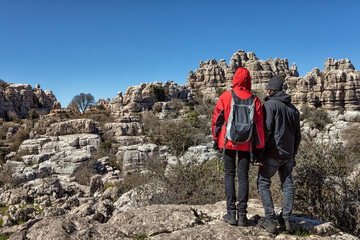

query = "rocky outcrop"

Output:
[[0, 82, 56, 119], [186, 49, 360, 113], [117, 144, 176, 174], [186, 50, 299, 100], [287, 59, 360, 111], [5, 133, 101, 182], [100, 81, 193, 117], [116, 142, 221, 174], [179, 143, 219, 165], [103, 116, 144, 145], [45, 119, 99, 136], [1, 119, 103, 183]]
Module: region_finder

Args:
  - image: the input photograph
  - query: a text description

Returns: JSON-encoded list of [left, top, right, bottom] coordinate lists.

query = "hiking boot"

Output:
[[223, 211, 237, 226], [284, 218, 293, 233], [238, 214, 248, 226], [278, 213, 293, 233], [258, 217, 277, 234]]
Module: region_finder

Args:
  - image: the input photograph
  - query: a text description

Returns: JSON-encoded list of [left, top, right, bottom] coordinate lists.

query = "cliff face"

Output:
[[0, 82, 56, 119], [186, 49, 360, 112]]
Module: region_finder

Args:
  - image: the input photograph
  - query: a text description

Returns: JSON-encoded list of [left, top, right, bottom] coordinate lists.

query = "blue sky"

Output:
[[0, 0, 359, 106]]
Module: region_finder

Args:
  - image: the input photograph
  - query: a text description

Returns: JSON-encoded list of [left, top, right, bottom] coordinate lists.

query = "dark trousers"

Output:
[[224, 149, 250, 215], [257, 157, 294, 220]]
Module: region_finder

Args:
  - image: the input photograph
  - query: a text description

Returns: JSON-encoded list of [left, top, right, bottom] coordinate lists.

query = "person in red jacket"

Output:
[[212, 67, 265, 226]]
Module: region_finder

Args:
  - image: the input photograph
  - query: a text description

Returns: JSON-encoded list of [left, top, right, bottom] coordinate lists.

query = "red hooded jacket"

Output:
[[212, 67, 265, 151]]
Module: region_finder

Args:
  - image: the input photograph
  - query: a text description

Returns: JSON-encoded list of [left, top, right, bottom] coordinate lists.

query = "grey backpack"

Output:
[[225, 90, 255, 144], [223, 90, 256, 160]]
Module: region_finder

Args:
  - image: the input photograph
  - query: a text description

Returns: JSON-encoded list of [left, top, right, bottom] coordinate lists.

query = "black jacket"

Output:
[[263, 91, 301, 160]]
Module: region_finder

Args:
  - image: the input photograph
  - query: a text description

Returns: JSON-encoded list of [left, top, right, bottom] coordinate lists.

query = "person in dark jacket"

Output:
[[212, 67, 265, 226], [257, 75, 301, 233]]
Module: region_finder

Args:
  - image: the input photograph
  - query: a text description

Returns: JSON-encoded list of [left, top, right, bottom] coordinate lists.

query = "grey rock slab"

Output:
[[107, 204, 202, 236], [149, 220, 272, 240]]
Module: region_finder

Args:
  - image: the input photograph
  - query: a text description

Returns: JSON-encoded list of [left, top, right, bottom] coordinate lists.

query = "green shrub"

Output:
[[301, 106, 330, 130], [0, 147, 9, 165], [72, 160, 97, 186], [8, 129, 30, 152], [169, 99, 184, 112], [151, 85, 166, 101], [0, 164, 23, 187], [300, 106, 311, 121], [123, 171, 151, 192], [135, 234, 148, 240], [152, 159, 224, 205], [294, 141, 360, 236], [0, 234, 10, 240], [28, 109, 39, 120], [96, 104, 106, 111], [186, 112, 199, 126], [160, 120, 201, 156], [99, 142, 112, 153], [142, 113, 205, 156]]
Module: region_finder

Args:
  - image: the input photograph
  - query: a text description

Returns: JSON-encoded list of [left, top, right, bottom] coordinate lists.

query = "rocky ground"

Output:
[[0, 118, 358, 239], [1, 198, 357, 240]]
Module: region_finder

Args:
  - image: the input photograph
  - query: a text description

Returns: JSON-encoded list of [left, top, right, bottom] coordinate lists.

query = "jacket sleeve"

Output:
[[263, 102, 275, 145], [294, 109, 301, 155], [212, 95, 225, 140], [253, 97, 265, 148]]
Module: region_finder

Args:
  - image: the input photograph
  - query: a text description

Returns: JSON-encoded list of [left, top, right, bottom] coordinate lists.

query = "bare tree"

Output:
[[71, 93, 95, 114]]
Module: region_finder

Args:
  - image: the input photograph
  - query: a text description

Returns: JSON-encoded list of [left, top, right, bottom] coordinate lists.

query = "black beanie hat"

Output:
[[266, 75, 284, 91]]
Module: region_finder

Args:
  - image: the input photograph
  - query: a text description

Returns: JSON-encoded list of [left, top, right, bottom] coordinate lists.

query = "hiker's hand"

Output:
[[251, 147, 264, 166], [213, 140, 220, 150], [251, 155, 263, 166]]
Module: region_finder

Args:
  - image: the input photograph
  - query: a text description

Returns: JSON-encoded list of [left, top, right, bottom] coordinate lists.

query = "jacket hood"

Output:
[[232, 67, 251, 91], [265, 90, 291, 103]]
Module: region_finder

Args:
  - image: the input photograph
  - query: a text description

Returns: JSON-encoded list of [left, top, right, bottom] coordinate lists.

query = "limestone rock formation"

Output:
[[103, 116, 144, 141], [186, 50, 298, 100], [179, 143, 219, 166], [98, 81, 193, 117], [186, 49, 360, 113], [0, 82, 56, 119], [116, 142, 220, 174], [288, 58, 360, 111], [116, 144, 175, 174], [46, 119, 99, 136], [5, 133, 101, 182]]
